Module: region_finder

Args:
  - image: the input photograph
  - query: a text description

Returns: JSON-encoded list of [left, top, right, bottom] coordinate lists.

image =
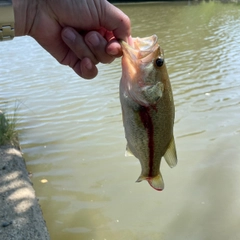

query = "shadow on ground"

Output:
[[0, 145, 50, 240]]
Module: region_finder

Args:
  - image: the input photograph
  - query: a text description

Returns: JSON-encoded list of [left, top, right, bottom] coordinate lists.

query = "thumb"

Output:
[[100, 1, 131, 42]]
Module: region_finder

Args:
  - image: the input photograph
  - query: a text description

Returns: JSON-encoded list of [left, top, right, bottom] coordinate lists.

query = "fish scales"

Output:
[[120, 35, 178, 191]]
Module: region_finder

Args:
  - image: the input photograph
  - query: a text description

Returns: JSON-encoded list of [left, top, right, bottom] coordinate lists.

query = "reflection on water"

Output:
[[1, 1, 240, 240]]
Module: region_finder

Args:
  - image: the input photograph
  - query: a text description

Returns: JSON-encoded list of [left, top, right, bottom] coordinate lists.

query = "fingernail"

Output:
[[108, 48, 119, 56], [85, 58, 93, 70], [63, 28, 76, 42], [127, 36, 134, 47], [87, 33, 100, 47]]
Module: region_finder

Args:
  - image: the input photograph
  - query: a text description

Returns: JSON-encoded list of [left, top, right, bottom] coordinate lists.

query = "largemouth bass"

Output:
[[119, 35, 177, 191]]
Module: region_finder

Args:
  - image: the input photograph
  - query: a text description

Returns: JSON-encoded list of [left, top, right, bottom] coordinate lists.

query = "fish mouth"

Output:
[[121, 35, 159, 62]]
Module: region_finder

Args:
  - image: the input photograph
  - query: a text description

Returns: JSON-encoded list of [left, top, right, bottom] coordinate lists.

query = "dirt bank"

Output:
[[0, 145, 50, 240]]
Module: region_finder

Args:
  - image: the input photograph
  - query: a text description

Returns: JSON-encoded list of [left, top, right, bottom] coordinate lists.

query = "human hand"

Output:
[[12, 0, 131, 79]]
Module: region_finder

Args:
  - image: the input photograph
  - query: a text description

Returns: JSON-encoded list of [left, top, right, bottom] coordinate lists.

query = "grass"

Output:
[[0, 106, 19, 147]]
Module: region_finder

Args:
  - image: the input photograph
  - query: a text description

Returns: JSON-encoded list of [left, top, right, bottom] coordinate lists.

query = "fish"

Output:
[[119, 35, 178, 191]]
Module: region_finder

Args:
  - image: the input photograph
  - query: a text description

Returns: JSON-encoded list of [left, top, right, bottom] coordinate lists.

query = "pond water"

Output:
[[1, 1, 240, 240]]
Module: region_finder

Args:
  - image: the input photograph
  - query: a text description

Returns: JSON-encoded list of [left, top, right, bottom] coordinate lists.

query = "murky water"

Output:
[[1, 1, 240, 239]]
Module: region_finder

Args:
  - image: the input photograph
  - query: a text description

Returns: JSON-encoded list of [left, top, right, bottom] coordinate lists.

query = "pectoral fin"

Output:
[[164, 137, 178, 168], [141, 82, 164, 104]]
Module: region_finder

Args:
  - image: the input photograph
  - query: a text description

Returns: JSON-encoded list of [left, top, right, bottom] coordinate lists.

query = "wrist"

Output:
[[0, 0, 14, 40], [12, 0, 37, 36]]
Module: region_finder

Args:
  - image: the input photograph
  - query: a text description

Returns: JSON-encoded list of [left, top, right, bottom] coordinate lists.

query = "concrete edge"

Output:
[[0, 145, 50, 240]]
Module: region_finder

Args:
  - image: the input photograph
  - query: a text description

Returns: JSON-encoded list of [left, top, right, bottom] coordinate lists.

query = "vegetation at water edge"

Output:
[[0, 108, 19, 148]]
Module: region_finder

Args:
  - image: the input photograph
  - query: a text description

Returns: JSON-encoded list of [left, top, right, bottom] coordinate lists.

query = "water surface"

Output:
[[1, 1, 240, 240]]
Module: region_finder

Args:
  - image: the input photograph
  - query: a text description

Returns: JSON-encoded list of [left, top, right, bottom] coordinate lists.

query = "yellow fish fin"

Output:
[[136, 174, 164, 191], [125, 144, 134, 157], [164, 136, 178, 168]]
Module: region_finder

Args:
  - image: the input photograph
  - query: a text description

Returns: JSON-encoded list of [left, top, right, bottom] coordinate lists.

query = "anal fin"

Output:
[[164, 137, 178, 168], [125, 144, 134, 157]]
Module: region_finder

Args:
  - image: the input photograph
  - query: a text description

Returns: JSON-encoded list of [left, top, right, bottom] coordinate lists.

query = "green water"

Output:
[[1, 1, 240, 239]]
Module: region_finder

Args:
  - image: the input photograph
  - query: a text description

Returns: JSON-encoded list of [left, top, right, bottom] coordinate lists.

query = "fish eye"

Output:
[[155, 57, 164, 67]]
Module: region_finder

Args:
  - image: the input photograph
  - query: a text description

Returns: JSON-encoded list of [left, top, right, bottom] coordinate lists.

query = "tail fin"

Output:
[[136, 174, 164, 191]]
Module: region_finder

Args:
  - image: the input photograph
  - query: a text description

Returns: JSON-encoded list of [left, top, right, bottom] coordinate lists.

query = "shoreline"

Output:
[[0, 145, 50, 240]]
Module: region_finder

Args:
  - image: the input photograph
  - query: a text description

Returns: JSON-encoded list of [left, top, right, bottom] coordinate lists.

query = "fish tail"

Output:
[[136, 174, 164, 191]]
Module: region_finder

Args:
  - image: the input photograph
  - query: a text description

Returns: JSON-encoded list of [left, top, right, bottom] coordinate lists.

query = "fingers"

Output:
[[74, 58, 98, 80], [106, 39, 123, 57], [61, 28, 98, 79], [62, 27, 122, 79], [84, 31, 115, 64], [62, 27, 99, 65]]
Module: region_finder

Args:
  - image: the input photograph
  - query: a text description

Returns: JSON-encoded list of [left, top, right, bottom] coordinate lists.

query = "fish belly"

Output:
[[120, 86, 174, 182]]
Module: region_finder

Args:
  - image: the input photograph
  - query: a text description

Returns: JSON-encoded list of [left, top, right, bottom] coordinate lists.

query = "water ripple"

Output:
[[1, 2, 240, 240]]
